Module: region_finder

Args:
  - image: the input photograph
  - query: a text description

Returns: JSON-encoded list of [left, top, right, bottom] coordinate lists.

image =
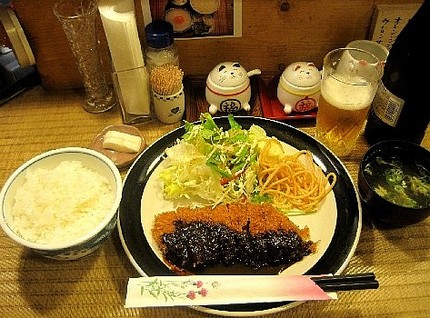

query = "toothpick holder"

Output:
[[152, 84, 185, 124]]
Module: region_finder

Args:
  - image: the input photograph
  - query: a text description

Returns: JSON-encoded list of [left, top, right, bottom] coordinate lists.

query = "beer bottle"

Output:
[[364, 0, 430, 145]]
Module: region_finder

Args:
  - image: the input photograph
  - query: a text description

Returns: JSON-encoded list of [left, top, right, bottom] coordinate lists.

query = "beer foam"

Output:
[[321, 75, 374, 111]]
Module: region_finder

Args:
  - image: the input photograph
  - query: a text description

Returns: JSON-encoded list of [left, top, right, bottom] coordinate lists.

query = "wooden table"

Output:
[[0, 85, 429, 318]]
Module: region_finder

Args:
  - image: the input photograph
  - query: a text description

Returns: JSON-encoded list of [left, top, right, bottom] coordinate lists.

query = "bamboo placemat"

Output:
[[0, 85, 429, 318]]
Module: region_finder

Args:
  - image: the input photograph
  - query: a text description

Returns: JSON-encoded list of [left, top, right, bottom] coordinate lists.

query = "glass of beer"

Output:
[[315, 48, 383, 157]]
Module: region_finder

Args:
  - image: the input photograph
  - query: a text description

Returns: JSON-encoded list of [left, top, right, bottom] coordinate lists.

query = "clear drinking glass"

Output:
[[112, 66, 152, 124], [315, 48, 383, 157], [53, 0, 117, 113]]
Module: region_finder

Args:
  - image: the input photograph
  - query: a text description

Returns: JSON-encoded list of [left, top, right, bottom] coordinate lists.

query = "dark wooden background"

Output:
[[9, 0, 422, 90]]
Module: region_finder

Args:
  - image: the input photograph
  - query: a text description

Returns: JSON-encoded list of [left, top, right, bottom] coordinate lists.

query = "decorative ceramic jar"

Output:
[[277, 62, 321, 114], [206, 62, 261, 114]]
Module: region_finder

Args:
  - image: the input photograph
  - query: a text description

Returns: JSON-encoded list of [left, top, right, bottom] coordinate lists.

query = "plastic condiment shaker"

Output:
[[144, 21, 179, 74]]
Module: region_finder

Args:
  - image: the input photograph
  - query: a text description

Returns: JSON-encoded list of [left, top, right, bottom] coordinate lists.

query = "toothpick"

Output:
[[149, 64, 184, 95]]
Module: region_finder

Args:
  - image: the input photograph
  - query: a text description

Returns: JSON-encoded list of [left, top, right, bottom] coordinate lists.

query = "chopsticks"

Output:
[[311, 272, 379, 292], [126, 273, 380, 307]]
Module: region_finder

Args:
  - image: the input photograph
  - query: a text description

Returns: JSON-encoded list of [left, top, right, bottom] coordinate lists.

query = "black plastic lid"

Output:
[[145, 21, 174, 49]]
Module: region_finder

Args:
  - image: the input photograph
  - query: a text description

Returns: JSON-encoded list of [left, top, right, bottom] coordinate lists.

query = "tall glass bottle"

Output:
[[364, 0, 430, 145]]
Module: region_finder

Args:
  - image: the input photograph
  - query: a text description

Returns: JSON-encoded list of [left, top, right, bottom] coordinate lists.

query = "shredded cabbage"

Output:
[[159, 113, 268, 205], [159, 142, 224, 202]]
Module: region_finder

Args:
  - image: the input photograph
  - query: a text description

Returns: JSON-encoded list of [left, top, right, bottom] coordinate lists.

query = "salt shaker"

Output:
[[144, 21, 179, 74]]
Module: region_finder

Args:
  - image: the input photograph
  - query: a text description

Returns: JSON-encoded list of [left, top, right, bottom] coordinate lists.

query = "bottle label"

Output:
[[372, 83, 405, 127]]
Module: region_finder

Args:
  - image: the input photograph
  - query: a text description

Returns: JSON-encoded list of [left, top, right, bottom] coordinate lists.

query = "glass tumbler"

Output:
[[315, 48, 383, 157], [53, 0, 117, 113]]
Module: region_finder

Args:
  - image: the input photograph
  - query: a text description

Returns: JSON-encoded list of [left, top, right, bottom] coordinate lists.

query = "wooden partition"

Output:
[[10, 0, 420, 90]]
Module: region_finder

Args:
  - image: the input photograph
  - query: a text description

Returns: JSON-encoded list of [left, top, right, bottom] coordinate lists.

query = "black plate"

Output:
[[118, 116, 361, 316]]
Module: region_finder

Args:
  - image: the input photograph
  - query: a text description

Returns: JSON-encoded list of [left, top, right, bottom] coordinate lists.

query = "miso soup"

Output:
[[363, 155, 430, 209]]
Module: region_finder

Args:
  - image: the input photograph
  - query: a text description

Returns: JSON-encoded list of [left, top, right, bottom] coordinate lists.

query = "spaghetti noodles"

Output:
[[258, 138, 336, 213]]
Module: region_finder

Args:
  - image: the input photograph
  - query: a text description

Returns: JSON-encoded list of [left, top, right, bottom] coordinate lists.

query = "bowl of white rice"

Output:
[[0, 147, 122, 260]]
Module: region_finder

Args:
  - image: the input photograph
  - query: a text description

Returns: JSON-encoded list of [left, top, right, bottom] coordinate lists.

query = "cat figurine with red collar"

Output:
[[277, 62, 321, 114], [206, 62, 261, 114]]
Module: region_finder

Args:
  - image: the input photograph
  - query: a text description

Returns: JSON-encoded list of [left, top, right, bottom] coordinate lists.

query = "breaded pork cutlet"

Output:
[[152, 201, 316, 274]]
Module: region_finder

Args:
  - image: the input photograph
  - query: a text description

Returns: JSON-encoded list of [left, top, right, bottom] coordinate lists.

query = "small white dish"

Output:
[[90, 124, 146, 169]]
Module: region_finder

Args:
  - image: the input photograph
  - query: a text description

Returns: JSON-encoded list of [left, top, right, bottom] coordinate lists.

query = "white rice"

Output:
[[10, 160, 114, 245]]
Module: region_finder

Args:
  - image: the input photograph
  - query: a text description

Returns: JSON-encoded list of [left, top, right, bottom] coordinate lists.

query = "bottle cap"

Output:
[[145, 21, 174, 49]]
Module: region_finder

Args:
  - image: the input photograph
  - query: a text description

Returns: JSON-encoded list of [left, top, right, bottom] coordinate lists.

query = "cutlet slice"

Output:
[[152, 201, 316, 274]]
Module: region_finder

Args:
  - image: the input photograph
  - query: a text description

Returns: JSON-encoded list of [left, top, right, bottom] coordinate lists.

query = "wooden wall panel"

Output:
[[10, 0, 421, 90]]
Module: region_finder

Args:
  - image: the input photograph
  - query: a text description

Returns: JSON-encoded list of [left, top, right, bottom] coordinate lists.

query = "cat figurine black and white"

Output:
[[206, 62, 261, 114], [277, 62, 321, 114]]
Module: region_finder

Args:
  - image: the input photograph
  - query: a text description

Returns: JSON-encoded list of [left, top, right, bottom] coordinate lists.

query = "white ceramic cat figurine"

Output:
[[206, 62, 261, 114], [277, 62, 321, 114]]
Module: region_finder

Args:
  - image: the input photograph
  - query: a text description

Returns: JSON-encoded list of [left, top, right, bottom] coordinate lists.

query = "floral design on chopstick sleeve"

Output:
[[137, 278, 219, 302], [125, 275, 335, 308]]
